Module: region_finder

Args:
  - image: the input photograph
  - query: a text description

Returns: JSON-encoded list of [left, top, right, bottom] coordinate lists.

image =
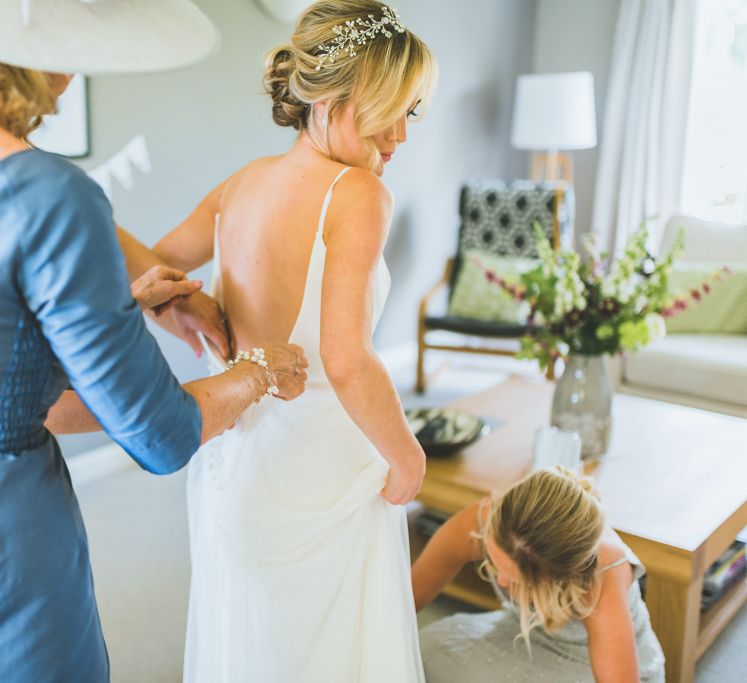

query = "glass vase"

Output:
[[550, 354, 612, 461]]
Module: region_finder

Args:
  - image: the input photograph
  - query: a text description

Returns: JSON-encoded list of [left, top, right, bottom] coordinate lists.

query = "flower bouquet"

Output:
[[484, 224, 728, 458]]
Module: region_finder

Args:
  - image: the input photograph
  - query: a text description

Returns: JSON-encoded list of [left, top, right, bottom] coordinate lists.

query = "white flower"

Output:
[[517, 301, 531, 321], [645, 313, 666, 343]]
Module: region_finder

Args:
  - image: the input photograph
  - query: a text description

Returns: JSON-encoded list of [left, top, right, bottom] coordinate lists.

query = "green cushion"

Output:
[[448, 250, 536, 324], [665, 262, 747, 335]]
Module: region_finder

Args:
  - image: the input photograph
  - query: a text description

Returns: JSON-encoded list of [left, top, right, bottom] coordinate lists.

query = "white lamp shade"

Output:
[[511, 71, 597, 151]]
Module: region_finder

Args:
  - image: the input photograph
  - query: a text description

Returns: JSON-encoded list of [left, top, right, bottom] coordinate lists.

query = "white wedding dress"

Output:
[[184, 167, 425, 683]]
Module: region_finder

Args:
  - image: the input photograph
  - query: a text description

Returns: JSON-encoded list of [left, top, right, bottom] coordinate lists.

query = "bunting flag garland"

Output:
[[88, 135, 152, 200]]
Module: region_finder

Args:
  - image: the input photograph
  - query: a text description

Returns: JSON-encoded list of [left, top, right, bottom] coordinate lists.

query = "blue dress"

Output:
[[0, 150, 203, 682]]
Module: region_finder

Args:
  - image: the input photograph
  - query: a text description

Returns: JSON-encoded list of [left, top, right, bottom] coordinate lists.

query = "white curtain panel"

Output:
[[592, 0, 697, 253]]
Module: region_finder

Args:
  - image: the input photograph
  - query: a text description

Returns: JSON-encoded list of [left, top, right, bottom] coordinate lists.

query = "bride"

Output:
[[153, 2, 438, 680]]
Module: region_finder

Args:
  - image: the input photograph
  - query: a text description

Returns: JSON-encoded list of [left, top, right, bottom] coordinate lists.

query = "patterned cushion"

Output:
[[448, 250, 536, 324], [456, 179, 573, 259], [666, 262, 747, 335]]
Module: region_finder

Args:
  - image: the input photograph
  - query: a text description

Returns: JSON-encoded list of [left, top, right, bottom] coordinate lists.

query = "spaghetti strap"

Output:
[[316, 166, 351, 236], [599, 555, 629, 573]]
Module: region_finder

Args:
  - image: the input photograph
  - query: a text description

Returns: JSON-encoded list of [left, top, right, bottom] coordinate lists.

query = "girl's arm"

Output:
[[320, 168, 425, 505], [583, 563, 641, 683], [411, 500, 486, 611]]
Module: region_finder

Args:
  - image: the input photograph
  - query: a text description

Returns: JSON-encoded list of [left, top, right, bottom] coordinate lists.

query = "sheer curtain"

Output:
[[592, 0, 698, 253]]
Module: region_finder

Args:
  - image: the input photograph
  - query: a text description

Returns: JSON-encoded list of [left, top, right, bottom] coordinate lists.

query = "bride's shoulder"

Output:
[[232, 155, 283, 180], [334, 167, 393, 211], [324, 168, 394, 246]]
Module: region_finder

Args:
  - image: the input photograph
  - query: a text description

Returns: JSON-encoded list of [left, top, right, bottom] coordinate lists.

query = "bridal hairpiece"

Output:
[[315, 5, 405, 71]]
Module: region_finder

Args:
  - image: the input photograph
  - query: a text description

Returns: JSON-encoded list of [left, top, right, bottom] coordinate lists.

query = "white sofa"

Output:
[[615, 215, 747, 418]]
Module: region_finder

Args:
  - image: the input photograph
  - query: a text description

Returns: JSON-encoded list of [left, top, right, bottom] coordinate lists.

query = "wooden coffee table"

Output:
[[414, 376, 747, 683]]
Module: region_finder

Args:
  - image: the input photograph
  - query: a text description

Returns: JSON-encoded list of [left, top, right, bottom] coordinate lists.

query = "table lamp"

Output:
[[510, 71, 597, 184]]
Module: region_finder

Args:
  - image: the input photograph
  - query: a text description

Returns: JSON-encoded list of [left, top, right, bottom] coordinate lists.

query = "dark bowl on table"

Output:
[[405, 407, 489, 457]]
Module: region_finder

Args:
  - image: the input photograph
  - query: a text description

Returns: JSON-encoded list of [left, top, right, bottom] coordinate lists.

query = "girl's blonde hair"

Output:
[[488, 467, 605, 646], [263, 0, 437, 170], [0, 64, 56, 140]]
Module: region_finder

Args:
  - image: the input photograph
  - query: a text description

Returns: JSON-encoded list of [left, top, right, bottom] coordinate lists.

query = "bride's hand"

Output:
[[381, 453, 426, 506], [264, 343, 309, 401]]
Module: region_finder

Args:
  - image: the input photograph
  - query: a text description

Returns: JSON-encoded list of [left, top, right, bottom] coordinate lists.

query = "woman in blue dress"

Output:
[[0, 2, 308, 681]]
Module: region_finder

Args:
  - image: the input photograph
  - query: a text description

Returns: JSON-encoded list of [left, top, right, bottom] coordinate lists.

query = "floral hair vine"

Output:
[[315, 5, 406, 71]]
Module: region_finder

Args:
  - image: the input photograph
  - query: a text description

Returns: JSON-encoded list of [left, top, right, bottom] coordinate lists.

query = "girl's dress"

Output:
[[420, 504, 665, 682]]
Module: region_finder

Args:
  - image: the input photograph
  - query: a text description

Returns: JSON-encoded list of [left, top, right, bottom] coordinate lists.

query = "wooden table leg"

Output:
[[645, 571, 703, 683]]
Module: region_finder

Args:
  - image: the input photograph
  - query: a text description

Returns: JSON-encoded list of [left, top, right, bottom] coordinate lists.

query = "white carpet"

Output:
[[74, 349, 747, 682]]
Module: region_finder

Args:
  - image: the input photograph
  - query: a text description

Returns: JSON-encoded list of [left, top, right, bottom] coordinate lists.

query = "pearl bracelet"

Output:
[[226, 347, 280, 401]]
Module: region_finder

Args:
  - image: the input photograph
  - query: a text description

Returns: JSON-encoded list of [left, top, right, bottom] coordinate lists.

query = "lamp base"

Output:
[[530, 151, 573, 184]]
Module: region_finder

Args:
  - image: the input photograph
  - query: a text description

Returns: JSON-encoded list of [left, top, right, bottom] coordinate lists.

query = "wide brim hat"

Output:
[[0, 0, 220, 75]]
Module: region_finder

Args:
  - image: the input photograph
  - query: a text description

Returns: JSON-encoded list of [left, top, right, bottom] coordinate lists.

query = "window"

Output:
[[680, 0, 747, 224]]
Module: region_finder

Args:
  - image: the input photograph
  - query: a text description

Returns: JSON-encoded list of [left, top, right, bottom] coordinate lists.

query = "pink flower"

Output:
[[690, 288, 702, 301], [674, 298, 688, 311], [702, 282, 711, 294]]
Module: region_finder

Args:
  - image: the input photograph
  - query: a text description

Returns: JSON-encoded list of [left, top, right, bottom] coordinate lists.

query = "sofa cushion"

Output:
[[625, 335, 747, 407], [660, 215, 747, 262], [666, 263, 747, 334]]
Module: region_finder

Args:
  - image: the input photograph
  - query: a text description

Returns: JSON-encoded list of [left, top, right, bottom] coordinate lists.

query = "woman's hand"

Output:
[[131, 265, 202, 316], [381, 452, 426, 505], [164, 291, 231, 360], [265, 343, 309, 401]]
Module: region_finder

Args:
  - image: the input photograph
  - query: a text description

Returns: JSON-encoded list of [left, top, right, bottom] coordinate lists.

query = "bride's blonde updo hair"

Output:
[[487, 467, 606, 647], [263, 0, 437, 167], [0, 64, 56, 140]]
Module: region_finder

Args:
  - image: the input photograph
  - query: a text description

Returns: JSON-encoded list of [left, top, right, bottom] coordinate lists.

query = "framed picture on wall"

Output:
[[29, 75, 90, 158]]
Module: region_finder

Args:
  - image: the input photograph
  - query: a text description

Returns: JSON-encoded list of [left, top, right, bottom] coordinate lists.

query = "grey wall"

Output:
[[531, 0, 620, 237], [61, 0, 538, 456]]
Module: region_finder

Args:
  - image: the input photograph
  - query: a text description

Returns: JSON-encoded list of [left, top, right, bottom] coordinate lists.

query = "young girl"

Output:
[[414, 468, 665, 682]]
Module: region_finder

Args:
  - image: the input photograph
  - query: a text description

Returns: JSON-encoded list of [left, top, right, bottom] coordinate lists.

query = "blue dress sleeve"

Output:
[[14, 153, 202, 474]]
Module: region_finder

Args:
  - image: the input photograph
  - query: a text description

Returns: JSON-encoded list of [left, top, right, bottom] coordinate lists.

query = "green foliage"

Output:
[[487, 222, 685, 369]]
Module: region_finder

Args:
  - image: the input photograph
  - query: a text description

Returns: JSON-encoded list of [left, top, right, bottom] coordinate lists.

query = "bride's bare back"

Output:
[[217, 152, 348, 352]]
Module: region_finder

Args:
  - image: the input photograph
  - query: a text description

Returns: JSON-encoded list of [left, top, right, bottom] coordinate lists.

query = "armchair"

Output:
[[416, 179, 574, 393]]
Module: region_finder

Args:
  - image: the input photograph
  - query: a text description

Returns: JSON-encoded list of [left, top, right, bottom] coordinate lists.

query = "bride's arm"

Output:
[[115, 182, 231, 357], [46, 391, 102, 433], [152, 179, 229, 272], [320, 169, 426, 505]]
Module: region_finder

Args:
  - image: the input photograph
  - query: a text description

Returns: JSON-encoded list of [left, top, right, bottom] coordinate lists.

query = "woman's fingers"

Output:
[[168, 291, 230, 359], [147, 280, 202, 311], [131, 265, 202, 311], [262, 343, 310, 401]]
